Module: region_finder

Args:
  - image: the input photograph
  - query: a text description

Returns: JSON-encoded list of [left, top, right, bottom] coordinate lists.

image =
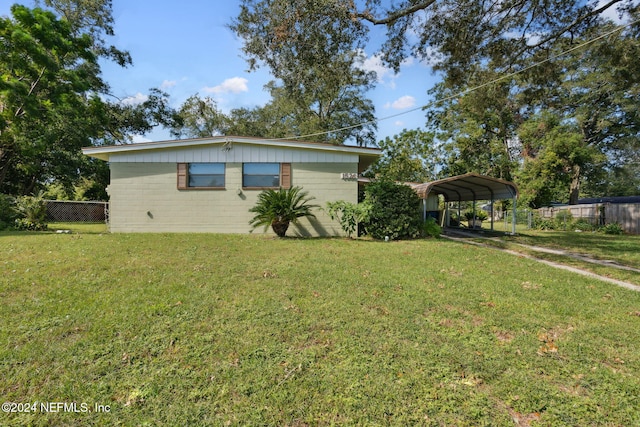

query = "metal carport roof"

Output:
[[411, 172, 518, 202]]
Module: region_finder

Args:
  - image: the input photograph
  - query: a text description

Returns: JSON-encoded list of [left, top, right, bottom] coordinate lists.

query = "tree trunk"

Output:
[[271, 220, 290, 237], [569, 164, 581, 205]]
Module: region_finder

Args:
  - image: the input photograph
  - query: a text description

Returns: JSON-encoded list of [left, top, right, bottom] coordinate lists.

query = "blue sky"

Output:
[[2, 1, 441, 145]]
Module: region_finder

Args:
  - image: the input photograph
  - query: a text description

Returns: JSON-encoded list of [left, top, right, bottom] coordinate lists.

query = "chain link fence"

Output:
[[45, 200, 108, 223]]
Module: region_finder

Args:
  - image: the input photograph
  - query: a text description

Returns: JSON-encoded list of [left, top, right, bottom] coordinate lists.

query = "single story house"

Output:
[[82, 136, 381, 236]]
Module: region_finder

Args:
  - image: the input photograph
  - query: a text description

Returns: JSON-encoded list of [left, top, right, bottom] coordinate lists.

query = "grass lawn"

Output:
[[2, 230, 640, 426], [504, 230, 640, 267]]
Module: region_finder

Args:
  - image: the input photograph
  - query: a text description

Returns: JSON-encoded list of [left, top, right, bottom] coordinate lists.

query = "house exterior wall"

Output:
[[107, 161, 358, 236]]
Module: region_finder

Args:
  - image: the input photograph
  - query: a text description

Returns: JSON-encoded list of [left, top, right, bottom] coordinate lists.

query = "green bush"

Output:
[[463, 209, 488, 221], [601, 223, 624, 235], [363, 180, 422, 240], [14, 193, 48, 231], [572, 218, 595, 232], [0, 194, 17, 230], [14, 218, 48, 231], [554, 210, 573, 230], [326, 200, 371, 238], [532, 215, 556, 230], [248, 186, 318, 237], [422, 216, 441, 238]]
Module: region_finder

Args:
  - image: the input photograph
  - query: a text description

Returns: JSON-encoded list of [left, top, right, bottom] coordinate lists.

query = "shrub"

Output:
[[363, 180, 422, 240], [554, 210, 573, 230], [326, 200, 371, 238], [14, 193, 48, 231], [248, 186, 318, 237], [572, 218, 595, 232], [463, 209, 488, 221], [601, 223, 624, 235], [532, 215, 556, 230], [0, 194, 17, 230], [422, 216, 441, 238], [14, 218, 48, 231]]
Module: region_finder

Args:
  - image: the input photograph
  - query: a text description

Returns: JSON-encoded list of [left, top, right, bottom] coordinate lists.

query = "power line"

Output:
[[274, 18, 640, 143]]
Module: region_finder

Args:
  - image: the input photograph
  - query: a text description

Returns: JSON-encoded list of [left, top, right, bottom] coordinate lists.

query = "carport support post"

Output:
[[512, 197, 517, 235], [490, 197, 494, 231]]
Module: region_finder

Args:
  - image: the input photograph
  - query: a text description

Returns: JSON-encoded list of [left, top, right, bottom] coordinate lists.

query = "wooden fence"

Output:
[[538, 203, 640, 234]]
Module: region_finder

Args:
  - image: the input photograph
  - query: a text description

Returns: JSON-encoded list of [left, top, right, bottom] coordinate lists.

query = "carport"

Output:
[[411, 173, 519, 234]]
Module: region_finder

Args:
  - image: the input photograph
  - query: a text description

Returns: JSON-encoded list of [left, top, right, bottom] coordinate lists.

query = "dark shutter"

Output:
[[280, 163, 291, 189], [177, 163, 188, 189]]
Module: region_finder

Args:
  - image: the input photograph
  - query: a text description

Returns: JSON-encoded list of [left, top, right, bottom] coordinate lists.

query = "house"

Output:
[[82, 136, 381, 236]]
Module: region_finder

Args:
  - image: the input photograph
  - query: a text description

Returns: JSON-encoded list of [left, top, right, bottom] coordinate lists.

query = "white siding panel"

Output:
[[109, 143, 358, 164]]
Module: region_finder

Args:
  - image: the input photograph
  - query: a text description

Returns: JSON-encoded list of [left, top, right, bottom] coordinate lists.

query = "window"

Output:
[[243, 163, 281, 188], [177, 163, 225, 189]]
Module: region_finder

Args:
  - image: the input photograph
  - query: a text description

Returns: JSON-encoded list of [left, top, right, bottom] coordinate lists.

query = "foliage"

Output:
[[363, 180, 422, 240], [170, 94, 227, 138], [554, 210, 574, 230], [353, 1, 626, 86], [422, 216, 441, 238], [230, 0, 377, 146], [368, 129, 438, 182], [2, 233, 640, 425], [0, 193, 17, 230], [463, 209, 488, 221], [0, 5, 176, 197], [13, 193, 48, 231], [572, 218, 596, 232], [325, 200, 371, 238], [249, 186, 319, 237], [602, 223, 624, 235]]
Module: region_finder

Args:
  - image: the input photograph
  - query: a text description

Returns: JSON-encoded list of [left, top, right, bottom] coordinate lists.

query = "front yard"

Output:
[[1, 231, 640, 425]]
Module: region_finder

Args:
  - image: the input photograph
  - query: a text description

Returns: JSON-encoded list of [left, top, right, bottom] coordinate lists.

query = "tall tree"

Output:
[[426, 67, 521, 181], [354, 0, 628, 85], [36, 0, 131, 66], [369, 129, 438, 182], [0, 4, 176, 196], [230, 0, 377, 146], [0, 5, 102, 193], [170, 94, 227, 139]]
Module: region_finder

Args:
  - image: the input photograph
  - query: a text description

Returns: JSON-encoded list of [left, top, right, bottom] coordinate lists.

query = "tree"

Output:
[[369, 129, 438, 182], [0, 5, 177, 196], [230, 0, 377, 146], [353, 0, 627, 86], [0, 5, 102, 193], [426, 67, 520, 181], [36, 0, 132, 66], [170, 94, 227, 139]]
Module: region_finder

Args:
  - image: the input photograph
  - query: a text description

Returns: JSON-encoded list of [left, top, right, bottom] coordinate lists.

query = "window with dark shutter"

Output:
[[177, 163, 225, 190]]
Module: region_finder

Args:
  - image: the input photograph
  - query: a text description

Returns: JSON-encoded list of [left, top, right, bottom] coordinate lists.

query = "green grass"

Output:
[[2, 231, 640, 426], [504, 230, 640, 269]]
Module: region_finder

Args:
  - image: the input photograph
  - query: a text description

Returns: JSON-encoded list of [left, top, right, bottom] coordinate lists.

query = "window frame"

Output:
[[242, 163, 291, 190], [177, 163, 226, 190]]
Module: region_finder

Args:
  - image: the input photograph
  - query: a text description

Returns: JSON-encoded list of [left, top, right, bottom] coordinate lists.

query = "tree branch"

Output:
[[356, 0, 437, 25], [526, 0, 623, 50]]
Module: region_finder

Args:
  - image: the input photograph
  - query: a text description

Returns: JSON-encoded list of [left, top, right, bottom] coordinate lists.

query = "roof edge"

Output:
[[82, 135, 381, 161]]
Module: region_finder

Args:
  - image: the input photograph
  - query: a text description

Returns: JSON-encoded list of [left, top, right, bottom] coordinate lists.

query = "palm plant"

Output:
[[249, 186, 319, 237]]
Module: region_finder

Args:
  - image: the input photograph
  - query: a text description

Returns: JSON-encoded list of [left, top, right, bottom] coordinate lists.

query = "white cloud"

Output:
[[394, 121, 404, 127], [203, 77, 249, 94], [360, 53, 394, 83], [160, 80, 177, 89], [391, 95, 416, 110], [121, 92, 148, 106]]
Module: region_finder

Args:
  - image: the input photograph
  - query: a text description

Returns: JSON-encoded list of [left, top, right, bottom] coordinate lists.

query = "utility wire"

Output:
[[274, 18, 640, 142]]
